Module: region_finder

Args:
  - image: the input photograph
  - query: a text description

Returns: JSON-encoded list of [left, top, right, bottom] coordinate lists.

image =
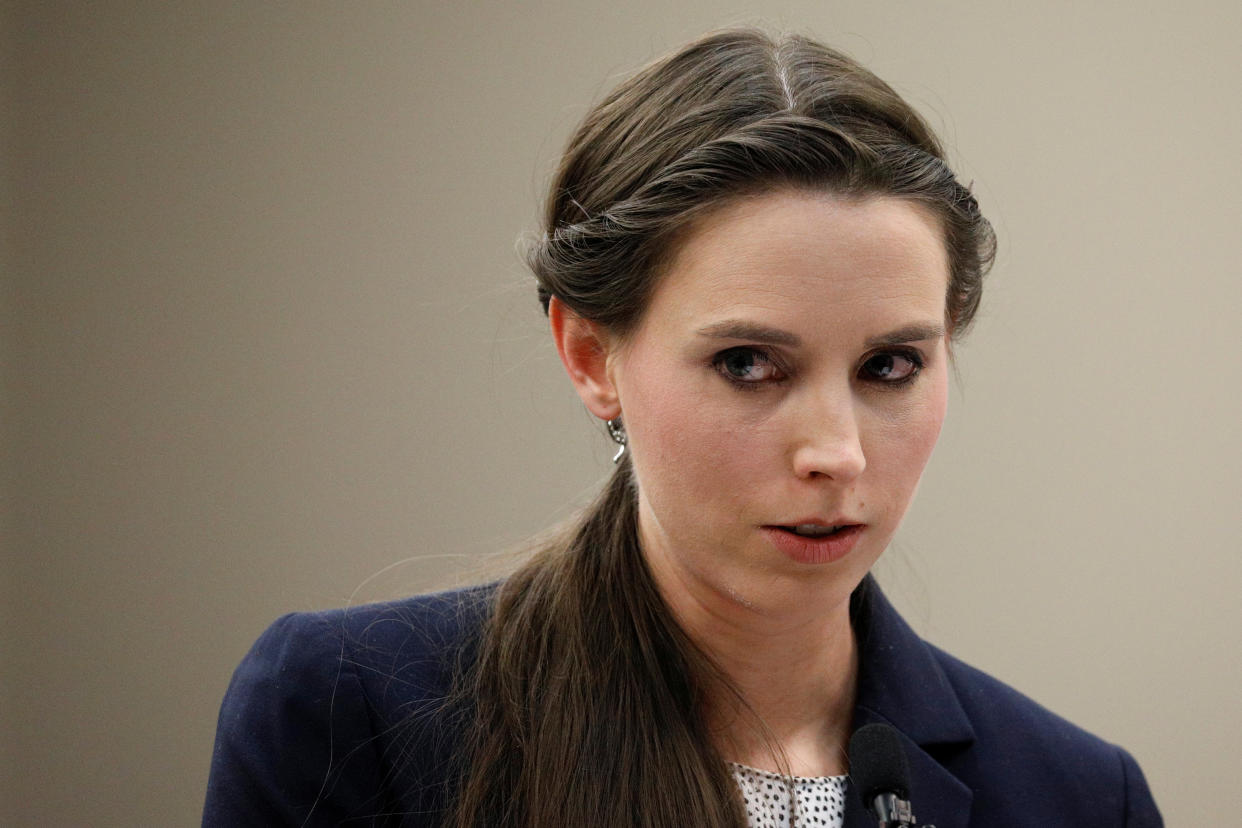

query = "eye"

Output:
[[712, 347, 787, 388], [859, 350, 923, 384]]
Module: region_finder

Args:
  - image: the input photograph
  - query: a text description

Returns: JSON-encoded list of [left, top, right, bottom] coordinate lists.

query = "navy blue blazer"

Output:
[[203, 580, 1162, 826]]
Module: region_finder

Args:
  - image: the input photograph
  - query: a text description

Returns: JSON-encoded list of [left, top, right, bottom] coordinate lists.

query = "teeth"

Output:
[[791, 524, 841, 537]]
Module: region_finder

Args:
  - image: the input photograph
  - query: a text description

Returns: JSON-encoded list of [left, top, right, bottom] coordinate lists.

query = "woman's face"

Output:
[[606, 190, 951, 618]]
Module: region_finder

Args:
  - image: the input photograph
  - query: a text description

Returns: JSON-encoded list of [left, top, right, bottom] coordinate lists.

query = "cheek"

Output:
[[621, 360, 695, 470], [872, 367, 949, 494], [622, 363, 767, 514]]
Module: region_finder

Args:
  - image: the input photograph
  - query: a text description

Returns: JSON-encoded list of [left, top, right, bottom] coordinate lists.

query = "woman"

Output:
[[203, 29, 1161, 827]]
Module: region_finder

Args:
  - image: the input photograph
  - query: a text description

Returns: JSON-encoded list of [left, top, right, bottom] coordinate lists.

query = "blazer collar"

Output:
[[842, 577, 975, 828]]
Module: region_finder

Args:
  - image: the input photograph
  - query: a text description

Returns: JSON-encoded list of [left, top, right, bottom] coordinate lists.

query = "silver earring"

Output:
[[606, 417, 627, 463]]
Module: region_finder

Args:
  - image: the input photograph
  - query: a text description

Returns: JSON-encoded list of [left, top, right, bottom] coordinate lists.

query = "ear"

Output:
[[548, 296, 621, 421]]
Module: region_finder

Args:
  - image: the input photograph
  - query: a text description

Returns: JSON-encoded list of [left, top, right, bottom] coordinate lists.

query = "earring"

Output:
[[606, 417, 627, 464]]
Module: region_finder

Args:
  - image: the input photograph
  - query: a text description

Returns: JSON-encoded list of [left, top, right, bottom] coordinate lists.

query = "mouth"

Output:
[[760, 522, 866, 564], [771, 523, 858, 538]]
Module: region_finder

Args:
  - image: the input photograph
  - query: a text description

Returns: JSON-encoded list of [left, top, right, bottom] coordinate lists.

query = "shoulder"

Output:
[[931, 644, 1161, 825], [327, 583, 495, 707], [203, 584, 494, 827], [928, 641, 1115, 759], [926, 642, 1162, 827], [852, 581, 1161, 826], [222, 583, 493, 735]]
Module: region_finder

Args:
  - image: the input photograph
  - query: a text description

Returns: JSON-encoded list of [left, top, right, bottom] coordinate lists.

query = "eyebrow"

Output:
[[695, 320, 802, 346], [694, 320, 946, 348], [864, 323, 946, 347]]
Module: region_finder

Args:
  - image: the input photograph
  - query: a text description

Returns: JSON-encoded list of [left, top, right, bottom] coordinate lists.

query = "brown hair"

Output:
[[446, 28, 995, 827]]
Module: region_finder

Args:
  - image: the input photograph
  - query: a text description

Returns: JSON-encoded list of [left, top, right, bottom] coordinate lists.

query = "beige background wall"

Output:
[[6, 1, 1240, 824]]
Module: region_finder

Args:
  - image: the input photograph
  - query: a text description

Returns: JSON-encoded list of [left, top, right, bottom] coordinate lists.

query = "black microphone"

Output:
[[848, 723, 931, 827]]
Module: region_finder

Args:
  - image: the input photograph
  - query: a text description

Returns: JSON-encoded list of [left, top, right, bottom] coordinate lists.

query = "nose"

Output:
[[789, 392, 867, 483]]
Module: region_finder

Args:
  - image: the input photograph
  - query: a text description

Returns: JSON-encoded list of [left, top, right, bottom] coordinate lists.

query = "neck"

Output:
[[644, 548, 860, 777]]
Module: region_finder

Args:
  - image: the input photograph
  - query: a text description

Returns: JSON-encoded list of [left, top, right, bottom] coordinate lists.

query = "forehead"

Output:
[[639, 191, 949, 338]]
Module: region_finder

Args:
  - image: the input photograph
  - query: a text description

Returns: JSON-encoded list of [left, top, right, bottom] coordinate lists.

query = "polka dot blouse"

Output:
[[730, 763, 849, 828]]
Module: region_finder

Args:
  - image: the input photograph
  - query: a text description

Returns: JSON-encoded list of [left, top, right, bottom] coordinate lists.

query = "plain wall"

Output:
[[7, 1, 1241, 824], [2, 0, 19, 817]]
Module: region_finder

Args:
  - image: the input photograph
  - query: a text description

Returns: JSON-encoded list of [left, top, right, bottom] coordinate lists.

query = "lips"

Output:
[[761, 522, 865, 564], [767, 517, 862, 533]]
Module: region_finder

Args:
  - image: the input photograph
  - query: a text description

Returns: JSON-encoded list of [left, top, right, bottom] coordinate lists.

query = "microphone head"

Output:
[[848, 723, 911, 804]]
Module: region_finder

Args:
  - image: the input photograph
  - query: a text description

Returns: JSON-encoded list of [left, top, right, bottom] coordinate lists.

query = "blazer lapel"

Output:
[[844, 579, 975, 828]]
